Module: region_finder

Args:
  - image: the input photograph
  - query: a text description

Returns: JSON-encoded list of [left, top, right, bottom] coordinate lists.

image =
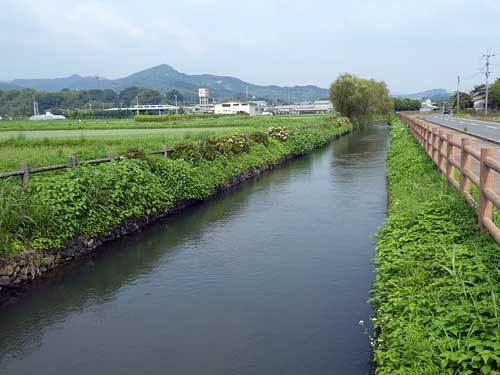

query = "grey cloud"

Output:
[[1, 0, 499, 93]]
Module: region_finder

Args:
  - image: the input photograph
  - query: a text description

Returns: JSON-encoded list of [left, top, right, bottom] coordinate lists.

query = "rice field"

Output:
[[0, 114, 331, 132]]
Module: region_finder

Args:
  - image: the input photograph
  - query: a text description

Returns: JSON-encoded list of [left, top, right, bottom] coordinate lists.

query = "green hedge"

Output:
[[372, 118, 499, 374], [65, 109, 135, 119], [134, 113, 242, 123], [0, 119, 352, 255]]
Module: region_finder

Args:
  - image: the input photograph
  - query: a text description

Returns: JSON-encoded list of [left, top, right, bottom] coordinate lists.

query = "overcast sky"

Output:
[[1, 0, 499, 93]]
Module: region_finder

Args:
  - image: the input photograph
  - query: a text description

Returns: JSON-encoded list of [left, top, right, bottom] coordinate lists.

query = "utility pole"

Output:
[[174, 95, 178, 114], [136, 96, 139, 116], [483, 51, 495, 116], [456, 75, 460, 113]]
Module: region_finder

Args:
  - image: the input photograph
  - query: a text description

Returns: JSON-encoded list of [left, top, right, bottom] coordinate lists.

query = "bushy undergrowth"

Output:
[[372, 118, 499, 374], [0, 118, 351, 256]]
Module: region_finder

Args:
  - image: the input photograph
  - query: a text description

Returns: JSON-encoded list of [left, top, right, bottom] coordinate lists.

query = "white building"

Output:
[[420, 99, 439, 112], [29, 111, 66, 121], [272, 100, 334, 115], [214, 101, 257, 115]]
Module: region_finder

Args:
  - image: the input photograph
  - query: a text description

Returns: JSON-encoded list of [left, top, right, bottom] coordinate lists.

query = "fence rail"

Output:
[[398, 113, 500, 243], [0, 145, 170, 188]]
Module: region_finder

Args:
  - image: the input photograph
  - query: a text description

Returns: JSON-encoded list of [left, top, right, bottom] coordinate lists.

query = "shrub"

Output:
[[248, 131, 269, 146], [268, 127, 289, 141], [170, 142, 204, 162]]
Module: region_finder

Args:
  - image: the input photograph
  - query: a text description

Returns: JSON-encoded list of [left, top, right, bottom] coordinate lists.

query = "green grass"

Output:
[[0, 115, 333, 171], [0, 117, 352, 256], [372, 117, 500, 374], [0, 114, 332, 131]]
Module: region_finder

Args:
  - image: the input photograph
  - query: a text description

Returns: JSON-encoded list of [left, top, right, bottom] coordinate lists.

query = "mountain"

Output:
[[0, 81, 21, 90], [6, 65, 329, 102], [11, 74, 113, 91], [392, 88, 450, 101]]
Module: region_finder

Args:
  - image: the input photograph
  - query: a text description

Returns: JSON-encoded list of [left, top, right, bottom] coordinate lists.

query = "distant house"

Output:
[[420, 99, 439, 112], [29, 111, 66, 121], [214, 101, 257, 115], [471, 85, 486, 111]]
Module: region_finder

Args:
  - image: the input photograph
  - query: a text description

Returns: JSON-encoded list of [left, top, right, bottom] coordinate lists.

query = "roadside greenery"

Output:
[[329, 73, 392, 125], [0, 116, 351, 256], [372, 117, 499, 374], [450, 92, 473, 110]]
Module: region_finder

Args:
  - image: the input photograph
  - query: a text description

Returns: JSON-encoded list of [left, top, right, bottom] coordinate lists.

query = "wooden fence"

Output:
[[398, 113, 500, 243], [0, 146, 170, 188]]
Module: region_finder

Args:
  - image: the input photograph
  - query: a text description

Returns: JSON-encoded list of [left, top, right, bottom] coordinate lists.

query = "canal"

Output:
[[0, 123, 389, 375]]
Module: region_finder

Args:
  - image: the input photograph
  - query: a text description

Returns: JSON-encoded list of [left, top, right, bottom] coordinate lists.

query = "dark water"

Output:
[[0, 124, 389, 375]]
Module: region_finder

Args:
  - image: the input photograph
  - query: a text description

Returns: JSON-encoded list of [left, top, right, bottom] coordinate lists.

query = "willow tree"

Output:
[[330, 74, 392, 125]]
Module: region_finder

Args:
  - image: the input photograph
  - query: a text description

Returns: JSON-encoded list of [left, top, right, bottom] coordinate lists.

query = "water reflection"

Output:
[[0, 124, 388, 375]]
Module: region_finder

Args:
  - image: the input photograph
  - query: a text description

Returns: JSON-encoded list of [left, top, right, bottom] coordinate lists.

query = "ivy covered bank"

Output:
[[372, 118, 499, 374]]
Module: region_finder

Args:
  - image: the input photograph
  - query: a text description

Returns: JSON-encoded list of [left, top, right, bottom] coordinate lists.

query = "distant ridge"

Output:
[[1, 64, 329, 102], [392, 88, 450, 101]]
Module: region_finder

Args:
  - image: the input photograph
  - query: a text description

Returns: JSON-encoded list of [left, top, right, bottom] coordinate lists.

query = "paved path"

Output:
[[420, 114, 500, 144]]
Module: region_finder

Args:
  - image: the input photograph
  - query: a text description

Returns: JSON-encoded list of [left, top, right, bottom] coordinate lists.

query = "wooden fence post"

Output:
[[20, 161, 30, 188], [68, 155, 77, 167], [162, 145, 168, 159], [446, 134, 455, 184], [478, 148, 495, 229], [438, 130, 444, 172], [426, 125, 432, 157], [460, 138, 471, 195], [432, 128, 438, 163]]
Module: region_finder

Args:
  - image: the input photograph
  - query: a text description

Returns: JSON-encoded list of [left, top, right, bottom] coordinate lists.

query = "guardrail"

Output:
[[398, 113, 500, 243], [0, 146, 170, 188]]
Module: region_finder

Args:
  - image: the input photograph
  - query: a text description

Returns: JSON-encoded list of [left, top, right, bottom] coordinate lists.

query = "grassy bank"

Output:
[[0, 117, 351, 257], [372, 118, 499, 374]]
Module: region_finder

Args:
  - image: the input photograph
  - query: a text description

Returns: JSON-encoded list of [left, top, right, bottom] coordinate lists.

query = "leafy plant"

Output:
[[372, 117, 500, 374]]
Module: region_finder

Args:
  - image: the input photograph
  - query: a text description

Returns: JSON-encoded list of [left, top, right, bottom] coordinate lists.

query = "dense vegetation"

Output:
[[372, 118, 499, 374], [329, 74, 392, 125], [0, 116, 351, 256], [0, 87, 183, 118], [392, 98, 421, 111]]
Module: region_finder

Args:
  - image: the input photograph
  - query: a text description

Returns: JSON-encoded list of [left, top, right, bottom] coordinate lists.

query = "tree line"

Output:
[[392, 98, 421, 111], [0, 87, 186, 118], [329, 73, 392, 125]]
